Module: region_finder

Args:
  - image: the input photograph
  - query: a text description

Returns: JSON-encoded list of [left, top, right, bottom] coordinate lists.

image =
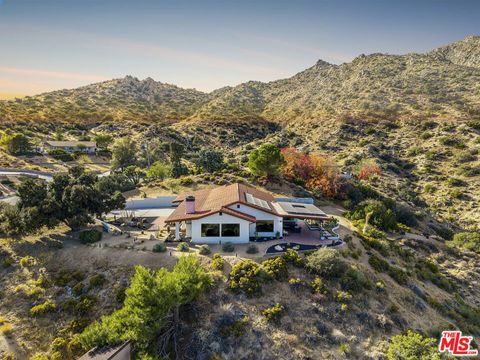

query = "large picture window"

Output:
[[256, 220, 274, 232], [221, 224, 240, 237], [201, 224, 220, 237]]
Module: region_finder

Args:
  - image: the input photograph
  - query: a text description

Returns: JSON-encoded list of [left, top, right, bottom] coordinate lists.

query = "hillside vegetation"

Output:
[[1, 36, 480, 124]]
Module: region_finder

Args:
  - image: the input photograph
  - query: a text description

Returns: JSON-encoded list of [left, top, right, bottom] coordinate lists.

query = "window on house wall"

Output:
[[201, 224, 220, 237], [221, 224, 240, 237], [256, 220, 274, 232]]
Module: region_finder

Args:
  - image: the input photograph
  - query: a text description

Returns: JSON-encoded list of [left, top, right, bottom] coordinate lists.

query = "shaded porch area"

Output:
[[283, 219, 341, 245]]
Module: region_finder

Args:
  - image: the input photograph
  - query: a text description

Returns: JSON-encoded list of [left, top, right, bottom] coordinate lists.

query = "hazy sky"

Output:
[[0, 0, 479, 95]]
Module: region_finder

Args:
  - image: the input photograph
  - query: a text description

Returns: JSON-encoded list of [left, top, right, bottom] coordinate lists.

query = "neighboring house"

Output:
[[43, 140, 97, 154], [78, 341, 131, 360], [165, 183, 330, 244]]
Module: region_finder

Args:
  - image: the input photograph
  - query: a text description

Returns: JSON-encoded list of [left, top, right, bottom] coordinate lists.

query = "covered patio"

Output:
[[283, 219, 340, 245]]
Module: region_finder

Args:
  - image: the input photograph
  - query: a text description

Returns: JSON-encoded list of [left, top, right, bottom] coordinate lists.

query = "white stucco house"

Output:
[[165, 183, 331, 244], [43, 140, 97, 154]]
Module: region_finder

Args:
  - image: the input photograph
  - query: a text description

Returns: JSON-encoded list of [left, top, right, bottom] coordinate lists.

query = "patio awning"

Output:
[[271, 201, 331, 220]]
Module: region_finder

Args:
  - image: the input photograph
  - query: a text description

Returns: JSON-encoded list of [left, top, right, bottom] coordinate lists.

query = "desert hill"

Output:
[[1, 36, 480, 124]]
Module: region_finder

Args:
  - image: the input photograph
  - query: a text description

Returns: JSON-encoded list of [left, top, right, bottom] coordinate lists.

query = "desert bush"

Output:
[[340, 267, 371, 292], [246, 244, 259, 254], [368, 254, 390, 272], [388, 266, 409, 285], [338, 343, 350, 355], [54, 269, 84, 286], [218, 316, 249, 338], [439, 136, 465, 148], [288, 277, 302, 291], [72, 282, 84, 296], [433, 226, 454, 241], [48, 149, 74, 161], [198, 244, 211, 255], [222, 242, 235, 252], [211, 253, 225, 271], [152, 243, 167, 253], [228, 260, 264, 296], [177, 242, 189, 252], [79, 229, 102, 244], [261, 303, 284, 323], [0, 322, 13, 335], [30, 300, 57, 316], [19, 255, 36, 267], [336, 290, 352, 302], [310, 277, 324, 294], [305, 248, 346, 278], [262, 257, 288, 280], [447, 177, 465, 187], [89, 274, 106, 288], [450, 188, 464, 199], [448, 232, 480, 253], [346, 199, 397, 231], [387, 330, 440, 359], [467, 120, 480, 130], [282, 248, 304, 267]]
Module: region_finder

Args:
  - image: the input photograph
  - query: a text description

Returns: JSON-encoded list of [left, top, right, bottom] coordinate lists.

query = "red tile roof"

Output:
[[165, 183, 278, 223]]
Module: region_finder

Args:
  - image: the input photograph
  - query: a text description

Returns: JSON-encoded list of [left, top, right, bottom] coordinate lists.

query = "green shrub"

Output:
[[262, 257, 288, 280], [72, 282, 84, 296], [222, 242, 235, 252], [368, 254, 390, 272], [282, 248, 304, 267], [387, 330, 440, 360], [19, 256, 36, 267], [219, 316, 249, 338], [305, 248, 346, 278], [447, 177, 465, 187], [467, 120, 480, 130], [152, 243, 167, 253], [311, 277, 324, 294], [439, 136, 465, 148], [198, 244, 211, 255], [448, 232, 480, 253], [211, 253, 225, 271], [89, 274, 106, 288], [30, 300, 57, 316], [338, 343, 350, 355], [246, 244, 259, 254], [54, 269, 84, 286], [340, 267, 371, 292], [449, 189, 464, 199], [176, 242, 189, 252], [48, 149, 74, 161], [228, 260, 264, 296], [388, 266, 409, 285], [75, 295, 97, 315], [261, 303, 284, 323], [346, 200, 397, 231], [79, 229, 102, 244]]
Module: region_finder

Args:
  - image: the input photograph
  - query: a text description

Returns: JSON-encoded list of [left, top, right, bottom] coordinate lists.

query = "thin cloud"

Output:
[[0, 66, 108, 82], [0, 24, 291, 78], [229, 31, 353, 64]]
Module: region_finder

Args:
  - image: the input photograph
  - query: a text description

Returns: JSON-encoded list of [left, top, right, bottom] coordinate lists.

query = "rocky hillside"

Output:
[[0, 76, 208, 124], [429, 35, 480, 68], [1, 36, 480, 124]]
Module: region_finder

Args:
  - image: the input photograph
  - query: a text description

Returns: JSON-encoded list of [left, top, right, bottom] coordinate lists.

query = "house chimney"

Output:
[[185, 195, 195, 214]]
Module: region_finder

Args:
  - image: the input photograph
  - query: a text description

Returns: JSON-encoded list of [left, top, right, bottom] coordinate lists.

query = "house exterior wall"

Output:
[[226, 203, 283, 239], [191, 212, 250, 244], [44, 145, 96, 154]]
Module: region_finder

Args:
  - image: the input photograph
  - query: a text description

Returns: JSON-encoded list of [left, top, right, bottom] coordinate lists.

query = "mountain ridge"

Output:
[[1, 36, 479, 124]]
